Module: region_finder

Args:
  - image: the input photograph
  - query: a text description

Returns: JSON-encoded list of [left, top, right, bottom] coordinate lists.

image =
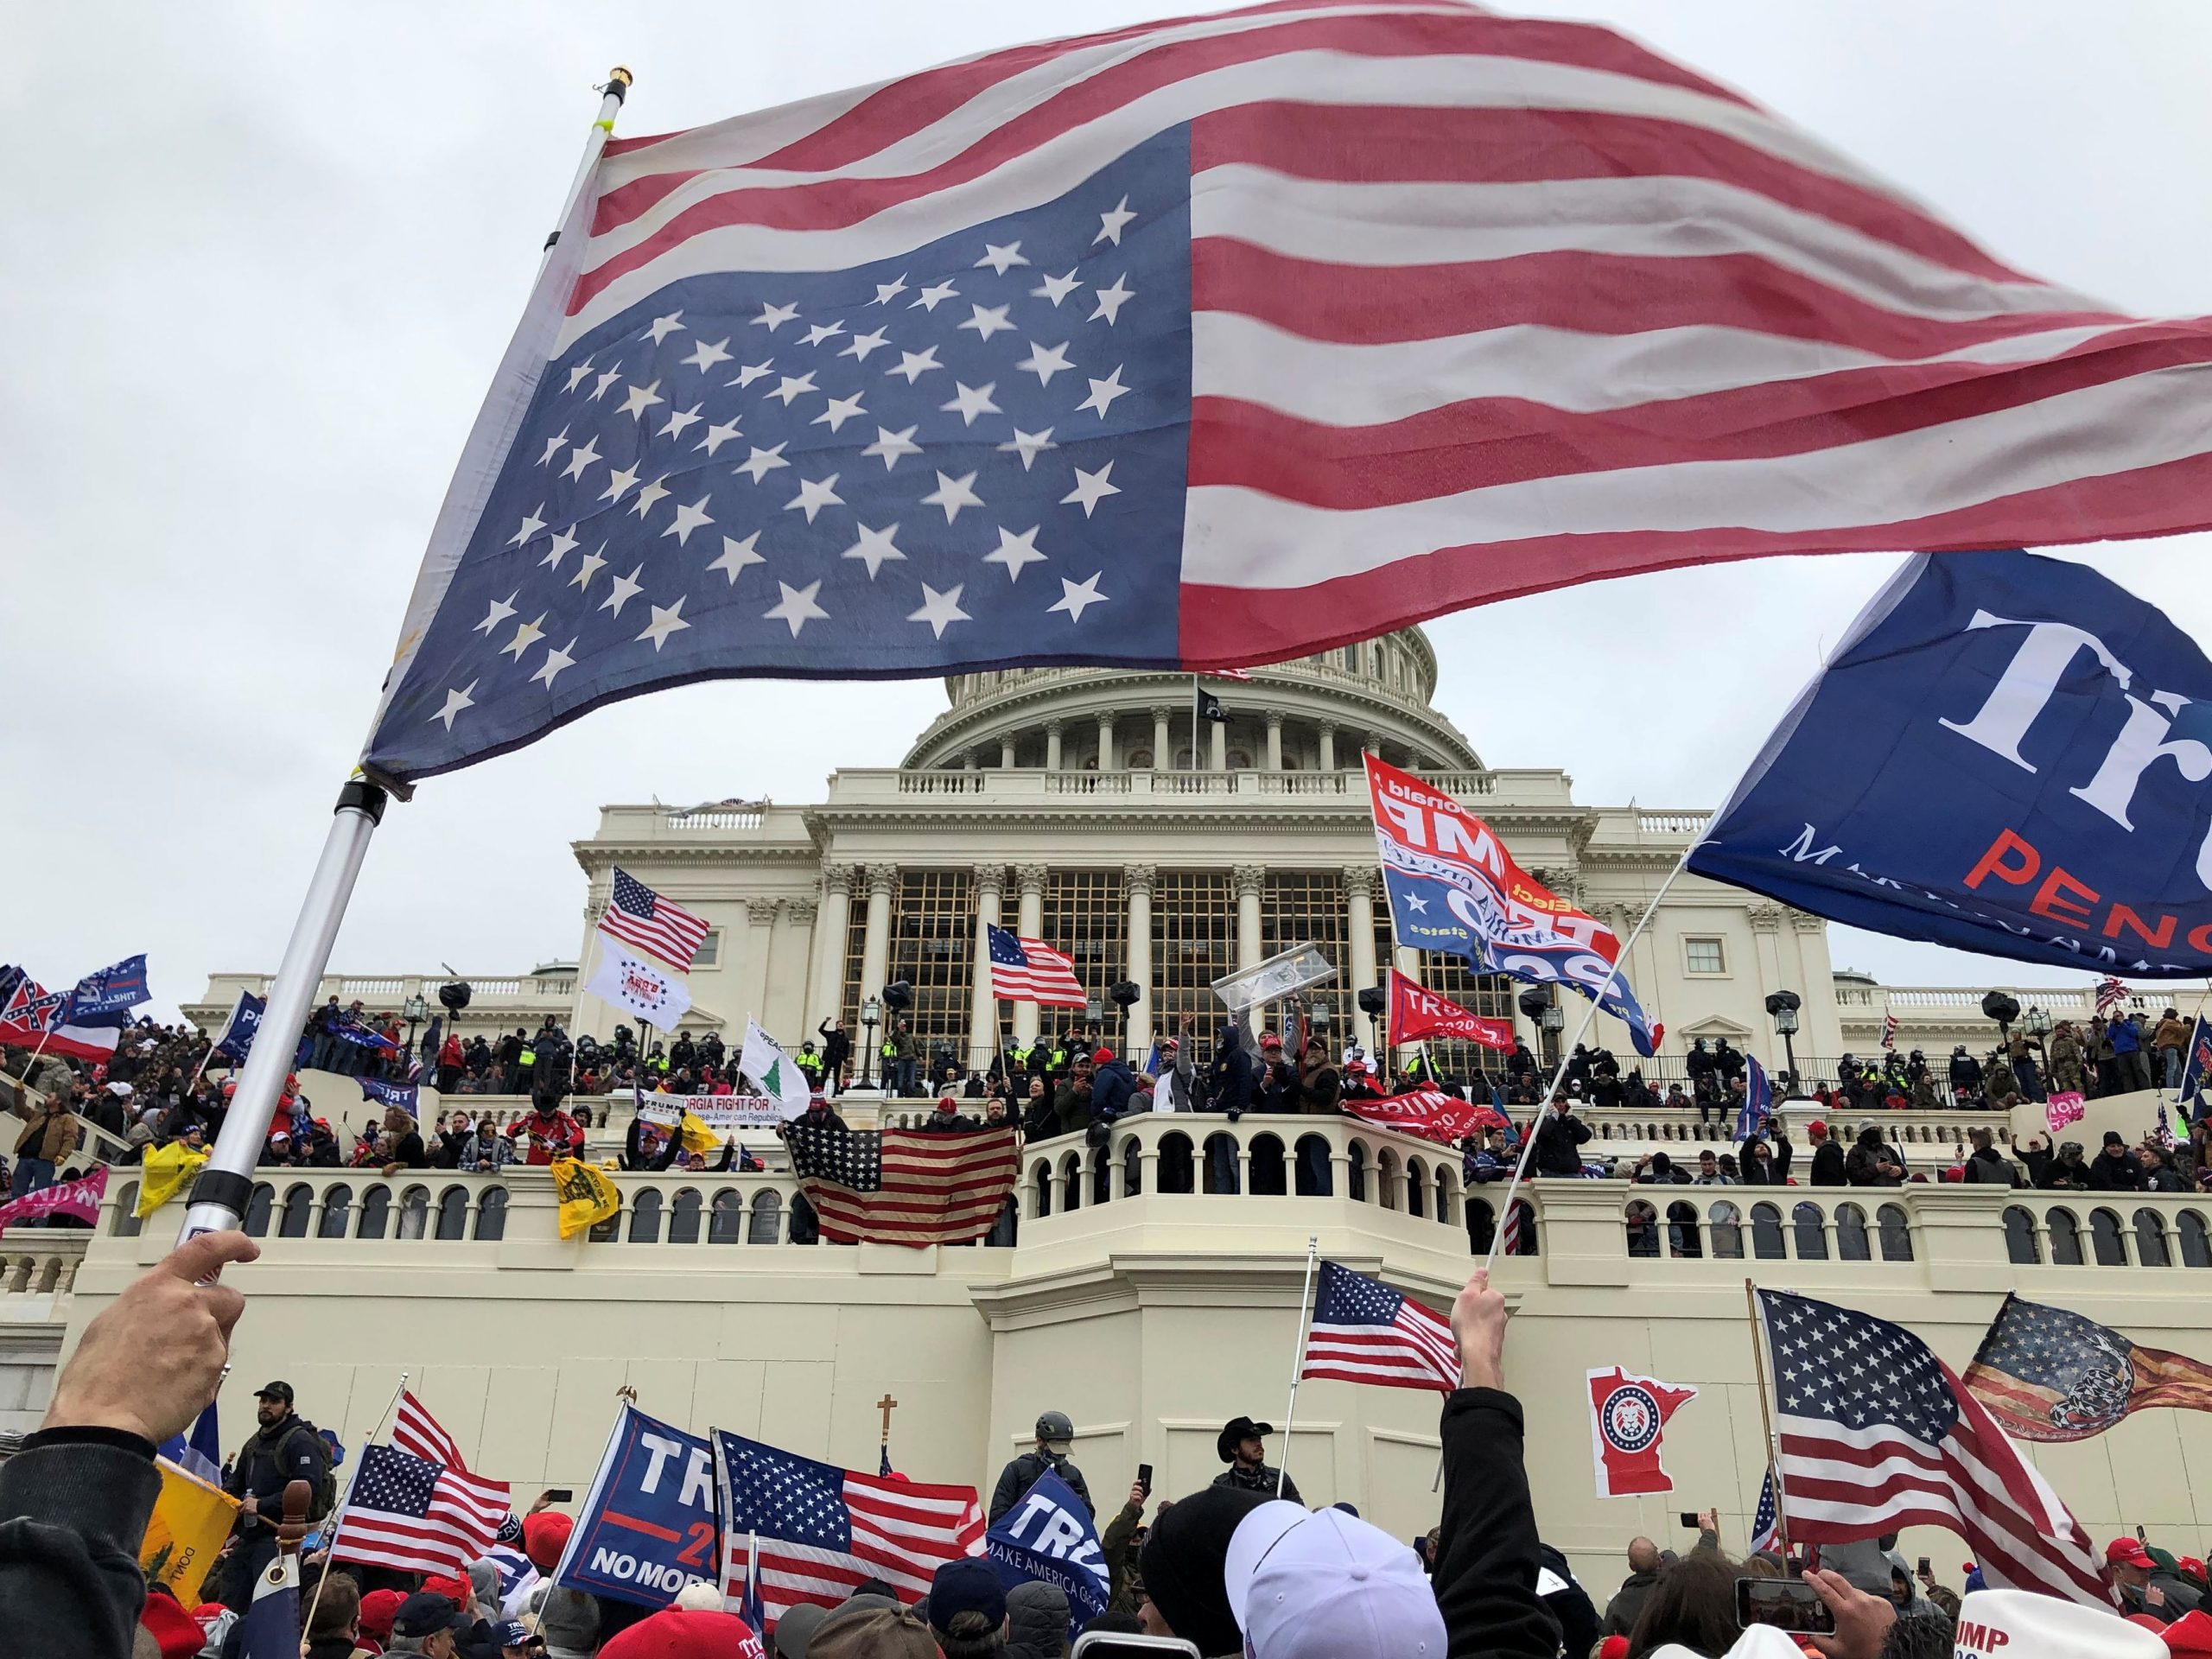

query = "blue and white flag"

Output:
[[213, 990, 267, 1065], [1693, 551, 2212, 978], [1748, 1468, 1781, 1556], [2179, 1014, 2212, 1112], [359, 1077, 421, 1114], [555, 1402, 721, 1610], [157, 1402, 225, 1486], [327, 1010, 398, 1051], [1735, 1056, 1772, 1143], [985, 1469, 1109, 1643], [64, 954, 149, 1025], [234, 1543, 300, 1659]]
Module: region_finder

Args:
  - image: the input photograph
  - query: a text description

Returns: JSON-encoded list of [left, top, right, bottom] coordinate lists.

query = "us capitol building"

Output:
[[14, 634, 2202, 1590]]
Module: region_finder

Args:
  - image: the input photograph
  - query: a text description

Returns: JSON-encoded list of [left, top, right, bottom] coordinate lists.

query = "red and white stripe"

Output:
[[1880, 1011, 1899, 1051], [802, 1128, 1019, 1245], [1303, 1298, 1460, 1392], [990, 938, 1088, 1008], [602, 868, 712, 972], [729, 1473, 984, 1622], [1500, 1198, 1526, 1256], [1776, 1360, 2112, 1609], [391, 1390, 469, 1471], [545, 0, 2212, 665], [336, 1456, 511, 1579]]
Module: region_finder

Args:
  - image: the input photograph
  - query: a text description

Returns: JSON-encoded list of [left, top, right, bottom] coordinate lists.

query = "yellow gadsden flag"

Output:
[[140, 1458, 239, 1605], [677, 1110, 723, 1158], [551, 1155, 620, 1239], [137, 1142, 211, 1217]]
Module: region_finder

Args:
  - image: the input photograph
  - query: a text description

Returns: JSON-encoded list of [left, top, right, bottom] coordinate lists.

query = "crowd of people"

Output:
[[6, 1230, 2197, 1658]]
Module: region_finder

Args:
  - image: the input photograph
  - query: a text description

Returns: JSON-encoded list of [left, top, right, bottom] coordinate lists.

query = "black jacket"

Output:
[[1212, 1461, 1300, 1506], [2088, 1149, 2147, 1191], [1433, 1389, 1558, 1659], [1808, 1140, 1847, 1187], [226, 1411, 326, 1516], [1531, 1109, 1592, 1177], [1601, 1569, 1659, 1638], [988, 1452, 1092, 1527], [0, 1429, 164, 1659], [1206, 1031, 1257, 1114], [1964, 1147, 2021, 1186]]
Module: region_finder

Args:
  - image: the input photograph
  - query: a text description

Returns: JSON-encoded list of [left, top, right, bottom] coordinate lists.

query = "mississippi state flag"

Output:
[[361, 2, 2212, 785], [1587, 1367, 1697, 1498]]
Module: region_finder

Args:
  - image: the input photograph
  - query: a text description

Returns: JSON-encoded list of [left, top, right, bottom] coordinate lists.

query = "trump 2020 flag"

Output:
[[986, 1469, 1109, 1643], [1369, 754, 1661, 1055], [1587, 1367, 1697, 1498], [1694, 551, 2212, 978], [1734, 1056, 1773, 1141], [213, 990, 267, 1065], [588, 941, 694, 1033], [2179, 1014, 2212, 1109], [359, 5, 2212, 786]]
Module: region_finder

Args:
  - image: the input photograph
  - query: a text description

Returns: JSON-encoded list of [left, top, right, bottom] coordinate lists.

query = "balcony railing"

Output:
[[0, 1230, 87, 1311]]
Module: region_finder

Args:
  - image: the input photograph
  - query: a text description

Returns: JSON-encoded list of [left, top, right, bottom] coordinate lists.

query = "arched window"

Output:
[[1346, 1140, 1369, 1203], [1467, 1198, 1496, 1255], [1625, 1199, 1660, 1258], [1203, 1133, 1240, 1196], [1835, 1203, 1871, 1262], [1249, 1134, 1287, 1197], [1792, 1203, 1828, 1260], [1058, 1153, 1084, 1212], [397, 1185, 430, 1240], [1376, 1149, 1401, 1211], [357, 1185, 391, 1239], [2088, 1208, 2127, 1267], [474, 1186, 507, 1241], [320, 1184, 354, 1239], [628, 1187, 664, 1243], [2133, 1209, 2171, 1268], [1434, 1166, 1459, 1227], [1157, 1131, 1195, 1195], [1749, 1202, 1785, 1260], [278, 1185, 315, 1239], [709, 1190, 746, 1243], [1122, 1135, 1142, 1198], [668, 1187, 702, 1244], [2181, 1210, 2212, 1268], [1032, 1160, 1054, 1217], [113, 1183, 143, 1236], [1298, 1134, 1336, 1199], [2002, 1205, 2040, 1265], [435, 1186, 470, 1241], [1876, 1204, 1913, 1262], [243, 1183, 275, 1237], [1707, 1201, 1743, 1260], [1666, 1201, 1702, 1259], [1407, 1157, 1427, 1218], [2046, 1207, 2083, 1266], [749, 1191, 784, 1243], [1506, 1198, 1536, 1256]]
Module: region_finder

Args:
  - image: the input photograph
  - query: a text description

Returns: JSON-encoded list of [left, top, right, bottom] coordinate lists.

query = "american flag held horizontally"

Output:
[[785, 1122, 1020, 1245], [361, 2, 2212, 785], [600, 867, 712, 970], [333, 1444, 511, 1578], [1300, 1261, 1461, 1393]]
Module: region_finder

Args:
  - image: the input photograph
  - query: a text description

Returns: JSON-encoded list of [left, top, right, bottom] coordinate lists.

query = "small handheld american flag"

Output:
[[1300, 1262, 1460, 1393], [985, 923, 1087, 1007], [601, 867, 711, 971]]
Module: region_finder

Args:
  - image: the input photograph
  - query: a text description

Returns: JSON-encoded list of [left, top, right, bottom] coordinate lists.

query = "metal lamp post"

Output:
[[402, 992, 427, 1056], [859, 995, 882, 1090], [1540, 990, 1566, 1069], [1764, 990, 1801, 1090]]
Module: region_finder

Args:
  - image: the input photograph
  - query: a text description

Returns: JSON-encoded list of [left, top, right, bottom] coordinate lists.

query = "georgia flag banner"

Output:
[[1368, 754, 1661, 1055], [358, 2, 2212, 785], [1587, 1367, 1698, 1498]]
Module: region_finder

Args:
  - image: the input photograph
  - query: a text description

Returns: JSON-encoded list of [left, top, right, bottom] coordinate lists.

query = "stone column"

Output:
[[1013, 864, 1048, 1045], [969, 865, 1007, 1072], [809, 866, 855, 1032], [1344, 867, 1378, 1051], [859, 866, 897, 1018], [1000, 737, 1016, 768], [739, 897, 779, 1029], [1096, 712, 1116, 772], [1234, 864, 1267, 972], [961, 751, 978, 771], [1210, 720, 1228, 772], [777, 898, 817, 1038], [1125, 864, 1155, 1057], [1317, 721, 1338, 772], [1045, 721, 1063, 772], [1150, 706, 1172, 770], [1264, 711, 1284, 772]]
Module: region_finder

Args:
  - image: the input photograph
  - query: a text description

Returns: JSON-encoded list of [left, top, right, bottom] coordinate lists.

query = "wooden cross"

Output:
[[878, 1393, 899, 1445]]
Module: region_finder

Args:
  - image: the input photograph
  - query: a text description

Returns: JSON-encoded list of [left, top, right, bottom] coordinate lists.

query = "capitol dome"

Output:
[[902, 628, 1482, 775]]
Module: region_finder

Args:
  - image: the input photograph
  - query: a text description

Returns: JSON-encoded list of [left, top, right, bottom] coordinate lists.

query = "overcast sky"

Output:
[[8, 1, 2212, 1020]]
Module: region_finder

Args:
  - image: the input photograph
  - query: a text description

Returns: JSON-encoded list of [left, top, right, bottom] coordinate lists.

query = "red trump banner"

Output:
[[1344, 1088, 1508, 1148], [1388, 968, 1515, 1050], [0, 1163, 107, 1231]]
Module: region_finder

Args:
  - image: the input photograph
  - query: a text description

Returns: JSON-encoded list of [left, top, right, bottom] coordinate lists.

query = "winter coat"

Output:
[[1531, 1109, 1592, 1176], [988, 1452, 1092, 1527], [1964, 1147, 2021, 1186], [1090, 1059, 1138, 1123], [1213, 1460, 1300, 1506], [1808, 1140, 1847, 1187]]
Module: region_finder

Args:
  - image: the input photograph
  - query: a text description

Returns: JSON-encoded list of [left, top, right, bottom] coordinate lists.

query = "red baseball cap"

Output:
[[1091, 1046, 1116, 1065], [2108, 1537, 2158, 1571], [2161, 1609, 2212, 1654], [524, 1509, 575, 1571], [138, 1596, 207, 1659], [359, 1588, 406, 1641], [599, 1610, 766, 1658]]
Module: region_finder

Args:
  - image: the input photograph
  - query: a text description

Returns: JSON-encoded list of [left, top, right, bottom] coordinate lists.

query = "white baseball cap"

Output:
[[1224, 1500, 1445, 1659], [1954, 1589, 2164, 1658]]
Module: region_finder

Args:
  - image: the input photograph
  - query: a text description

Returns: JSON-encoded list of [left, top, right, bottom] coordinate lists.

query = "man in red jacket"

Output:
[[505, 1088, 584, 1166]]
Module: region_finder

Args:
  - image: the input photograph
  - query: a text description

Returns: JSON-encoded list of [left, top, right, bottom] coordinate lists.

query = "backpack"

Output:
[[284, 1420, 337, 1520]]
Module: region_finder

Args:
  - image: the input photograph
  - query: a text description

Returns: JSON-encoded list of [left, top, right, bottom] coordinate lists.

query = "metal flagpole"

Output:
[[1481, 840, 1700, 1274], [1191, 676, 1200, 772], [1743, 1281, 1791, 1558], [1274, 1235, 1320, 1498], [181, 70, 633, 1240], [297, 1369, 410, 1638]]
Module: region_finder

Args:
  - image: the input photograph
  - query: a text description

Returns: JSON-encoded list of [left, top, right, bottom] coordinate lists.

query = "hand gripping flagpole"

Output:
[[1481, 839, 1702, 1274], [1275, 1235, 1320, 1498], [178, 71, 632, 1241]]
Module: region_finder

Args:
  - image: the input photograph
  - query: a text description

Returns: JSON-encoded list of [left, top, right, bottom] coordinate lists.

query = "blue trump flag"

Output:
[[555, 1402, 720, 1609], [2179, 1014, 2212, 1116], [1734, 1056, 1772, 1142], [359, 1077, 420, 1114], [66, 954, 149, 1024], [985, 1469, 1109, 1642], [1693, 550, 2212, 978], [213, 991, 267, 1065]]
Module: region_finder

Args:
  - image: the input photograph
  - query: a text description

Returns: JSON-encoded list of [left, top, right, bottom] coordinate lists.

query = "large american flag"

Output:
[[786, 1122, 1019, 1245], [985, 924, 1087, 1007], [332, 1443, 511, 1577], [713, 1429, 983, 1622], [601, 868, 711, 970], [1300, 1261, 1460, 1392], [360, 2, 2212, 785], [1754, 1288, 2113, 1608]]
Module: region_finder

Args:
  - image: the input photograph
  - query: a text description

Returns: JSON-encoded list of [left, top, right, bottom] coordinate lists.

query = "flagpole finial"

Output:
[[607, 67, 633, 94]]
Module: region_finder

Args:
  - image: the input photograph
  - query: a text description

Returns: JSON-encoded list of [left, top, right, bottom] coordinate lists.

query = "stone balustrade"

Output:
[[0, 1230, 86, 1305]]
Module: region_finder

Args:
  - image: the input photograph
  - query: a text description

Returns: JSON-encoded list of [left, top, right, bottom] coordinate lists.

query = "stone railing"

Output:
[[0, 1230, 87, 1308], [855, 767, 1551, 804], [192, 972, 575, 1016], [1580, 1103, 2010, 1158], [1831, 983, 2119, 1020]]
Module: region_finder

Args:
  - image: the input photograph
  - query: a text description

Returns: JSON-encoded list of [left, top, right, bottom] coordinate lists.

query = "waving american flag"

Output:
[[359, 3, 2212, 785], [1300, 1261, 1460, 1393]]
